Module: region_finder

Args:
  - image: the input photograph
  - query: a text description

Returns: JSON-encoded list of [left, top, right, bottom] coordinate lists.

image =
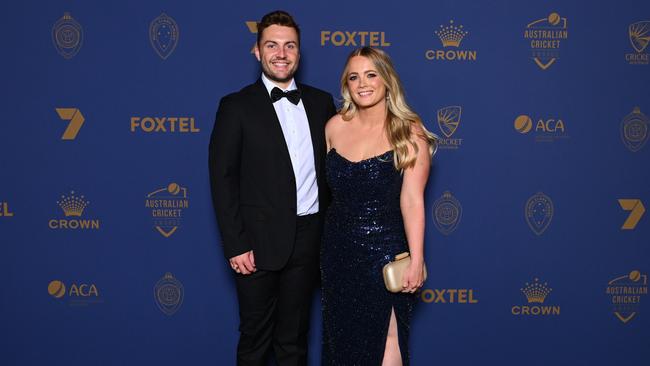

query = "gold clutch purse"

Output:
[[382, 252, 427, 293]]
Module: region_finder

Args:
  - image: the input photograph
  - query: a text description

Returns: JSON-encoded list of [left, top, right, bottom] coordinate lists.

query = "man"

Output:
[[209, 10, 336, 366]]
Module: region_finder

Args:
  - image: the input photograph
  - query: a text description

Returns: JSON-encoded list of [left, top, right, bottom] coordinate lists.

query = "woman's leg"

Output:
[[381, 308, 402, 366]]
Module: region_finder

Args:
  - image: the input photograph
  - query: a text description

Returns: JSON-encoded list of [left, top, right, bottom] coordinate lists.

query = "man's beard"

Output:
[[261, 61, 298, 84], [263, 70, 293, 84]]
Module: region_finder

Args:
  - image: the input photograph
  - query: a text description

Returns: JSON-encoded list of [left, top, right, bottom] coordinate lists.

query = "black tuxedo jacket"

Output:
[[209, 79, 337, 270]]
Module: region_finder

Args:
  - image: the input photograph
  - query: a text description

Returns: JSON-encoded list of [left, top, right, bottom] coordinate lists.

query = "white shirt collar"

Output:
[[261, 73, 297, 95]]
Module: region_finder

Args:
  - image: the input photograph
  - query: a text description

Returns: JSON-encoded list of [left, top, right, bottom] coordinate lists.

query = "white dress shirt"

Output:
[[261, 74, 319, 216]]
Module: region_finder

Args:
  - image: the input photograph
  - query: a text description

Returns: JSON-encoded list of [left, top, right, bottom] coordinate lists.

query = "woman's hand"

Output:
[[401, 258, 425, 293]]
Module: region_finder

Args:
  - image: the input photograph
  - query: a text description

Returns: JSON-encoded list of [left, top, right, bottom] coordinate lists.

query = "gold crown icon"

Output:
[[435, 20, 468, 48], [57, 191, 89, 217], [520, 278, 552, 303]]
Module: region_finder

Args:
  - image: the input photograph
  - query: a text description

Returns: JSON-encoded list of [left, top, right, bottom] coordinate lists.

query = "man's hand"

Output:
[[229, 250, 256, 275]]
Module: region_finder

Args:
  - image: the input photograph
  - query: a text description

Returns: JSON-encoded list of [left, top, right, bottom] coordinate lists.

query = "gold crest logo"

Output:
[[524, 13, 568, 70], [627, 21, 650, 65], [146, 183, 189, 238], [52, 13, 83, 59], [55, 108, 85, 140], [432, 191, 462, 235], [48, 191, 100, 230], [512, 278, 560, 316], [607, 270, 648, 323], [621, 107, 649, 152], [618, 199, 645, 230], [629, 21, 650, 53], [154, 272, 184, 316], [437, 106, 461, 138], [149, 13, 179, 60], [436, 106, 463, 149], [425, 20, 476, 61], [525, 192, 553, 235]]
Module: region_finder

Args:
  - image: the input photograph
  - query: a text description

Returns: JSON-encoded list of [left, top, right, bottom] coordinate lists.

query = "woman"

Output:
[[321, 47, 437, 365]]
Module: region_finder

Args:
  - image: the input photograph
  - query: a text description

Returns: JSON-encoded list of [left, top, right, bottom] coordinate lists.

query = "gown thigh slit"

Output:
[[321, 149, 417, 366]]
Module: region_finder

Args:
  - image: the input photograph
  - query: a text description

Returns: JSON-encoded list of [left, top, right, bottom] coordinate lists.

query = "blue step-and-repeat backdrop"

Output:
[[2, 1, 649, 365]]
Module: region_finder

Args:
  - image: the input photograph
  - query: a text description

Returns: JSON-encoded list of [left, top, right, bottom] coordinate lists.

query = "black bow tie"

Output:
[[270, 87, 301, 105]]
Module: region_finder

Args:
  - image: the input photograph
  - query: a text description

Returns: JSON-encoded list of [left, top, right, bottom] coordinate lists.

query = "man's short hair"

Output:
[[257, 10, 301, 46]]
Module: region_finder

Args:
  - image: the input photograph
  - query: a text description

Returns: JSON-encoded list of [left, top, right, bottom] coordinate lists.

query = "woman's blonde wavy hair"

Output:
[[339, 47, 437, 170]]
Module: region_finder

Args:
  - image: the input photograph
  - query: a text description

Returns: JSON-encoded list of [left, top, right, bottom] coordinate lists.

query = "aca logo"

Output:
[[511, 278, 560, 316], [525, 192, 553, 235], [48, 280, 102, 306], [432, 191, 462, 235], [52, 13, 83, 59], [436, 106, 463, 149], [618, 199, 645, 230], [606, 270, 647, 323], [130, 116, 199, 133], [150, 13, 179, 60], [0, 202, 14, 217], [425, 20, 476, 61], [320, 31, 391, 47], [421, 288, 478, 304], [146, 183, 189, 238], [154, 272, 184, 316], [620, 107, 649, 152], [523, 12, 568, 70], [626, 21, 650, 65], [55, 108, 85, 140], [514, 114, 569, 143], [48, 191, 100, 230]]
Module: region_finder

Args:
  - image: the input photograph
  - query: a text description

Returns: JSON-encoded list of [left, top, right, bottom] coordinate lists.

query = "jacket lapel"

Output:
[[251, 79, 294, 173]]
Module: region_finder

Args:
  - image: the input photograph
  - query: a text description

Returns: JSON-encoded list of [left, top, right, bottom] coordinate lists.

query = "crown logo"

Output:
[[435, 20, 468, 48], [521, 278, 552, 303], [57, 191, 89, 217]]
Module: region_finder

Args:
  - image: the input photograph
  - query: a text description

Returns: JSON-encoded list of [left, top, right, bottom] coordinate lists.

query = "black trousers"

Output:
[[234, 213, 321, 366]]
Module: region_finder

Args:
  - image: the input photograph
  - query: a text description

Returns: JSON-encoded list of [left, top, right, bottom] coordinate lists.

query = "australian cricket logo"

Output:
[[525, 192, 553, 235], [436, 106, 463, 149], [149, 13, 179, 60], [145, 183, 188, 238], [154, 272, 184, 316], [52, 13, 83, 59], [621, 107, 649, 152], [524, 13, 568, 70], [606, 271, 647, 323], [626, 21, 650, 65], [432, 191, 462, 235]]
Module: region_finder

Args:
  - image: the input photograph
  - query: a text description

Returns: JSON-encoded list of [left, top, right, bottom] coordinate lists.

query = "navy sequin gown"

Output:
[[321, 148, 416, 365]]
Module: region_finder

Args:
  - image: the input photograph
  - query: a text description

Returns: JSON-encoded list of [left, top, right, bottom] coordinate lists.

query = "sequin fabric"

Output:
[[321, 148, 415, 365]]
